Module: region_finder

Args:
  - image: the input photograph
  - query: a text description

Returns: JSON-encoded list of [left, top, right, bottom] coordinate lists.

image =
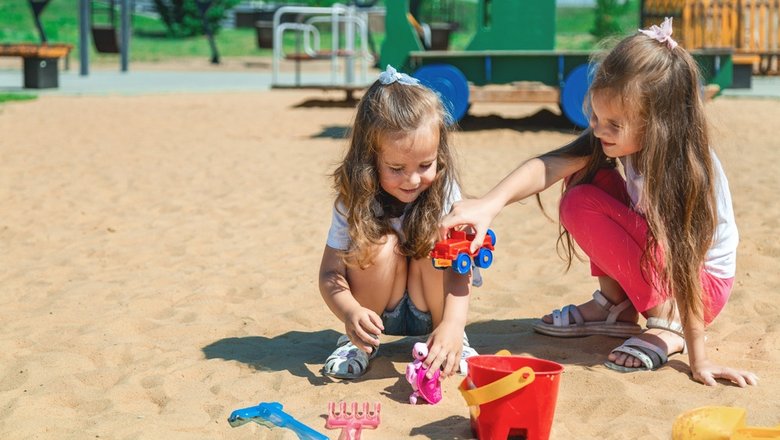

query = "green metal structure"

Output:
[[380, 0, 424, 72], [379, 0, 734, 127], [406, 49, 733, 89], [465, 0, 555, 51]]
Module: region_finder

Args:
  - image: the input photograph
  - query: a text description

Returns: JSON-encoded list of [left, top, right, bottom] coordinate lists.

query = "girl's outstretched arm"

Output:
[[319, 246, 384, 353], [439, 154, 588, 253], [682, 302, 759, 387], [424, 268, 471, 378]]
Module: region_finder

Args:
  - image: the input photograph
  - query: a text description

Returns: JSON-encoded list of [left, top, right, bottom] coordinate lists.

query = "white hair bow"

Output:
[[638, 17, 678, 50], [378, 64, 420, 86]]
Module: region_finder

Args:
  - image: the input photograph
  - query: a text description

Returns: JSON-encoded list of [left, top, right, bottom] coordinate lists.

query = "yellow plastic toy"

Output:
[[672, 407, 780, 440]]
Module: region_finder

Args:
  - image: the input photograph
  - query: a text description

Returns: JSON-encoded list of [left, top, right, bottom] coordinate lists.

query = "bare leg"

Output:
[[346, 234, 407, 317], [541, 276, 639, 324], [406, 258, 445, 328], [608, 299, 685, 368]]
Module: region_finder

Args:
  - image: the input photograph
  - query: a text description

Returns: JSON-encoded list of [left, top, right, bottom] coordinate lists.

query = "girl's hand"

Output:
[[439, 198, 500, 253], [343, 306, 383, 354], [691, 359, 759, 387], [423, 321, 465, 378]]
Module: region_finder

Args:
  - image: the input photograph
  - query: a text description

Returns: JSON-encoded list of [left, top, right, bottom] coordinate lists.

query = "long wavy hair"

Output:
[[539, 129, 615, 269], [332, 80, 459, 268], [548, 33, 716, 322]]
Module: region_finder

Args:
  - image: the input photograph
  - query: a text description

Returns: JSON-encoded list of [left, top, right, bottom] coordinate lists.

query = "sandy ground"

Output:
[[0, 85, 777, 439]]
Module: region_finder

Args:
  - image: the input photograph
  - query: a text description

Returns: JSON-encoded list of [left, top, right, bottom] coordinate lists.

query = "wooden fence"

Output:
[[642, 0, 780, 74]]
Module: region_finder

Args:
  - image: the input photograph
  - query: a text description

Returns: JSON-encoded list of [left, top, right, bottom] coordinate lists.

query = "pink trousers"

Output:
[[558, 168, 732, 325]]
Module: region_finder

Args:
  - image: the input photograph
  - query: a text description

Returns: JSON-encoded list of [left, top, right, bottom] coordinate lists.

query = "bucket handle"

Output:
[[459, 366, 536, 407]]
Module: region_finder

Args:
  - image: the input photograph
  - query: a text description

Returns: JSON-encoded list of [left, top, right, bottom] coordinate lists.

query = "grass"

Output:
[[1, 0, 273, 63], [1, 0, 639, 63], [0, 93, 37, 103]]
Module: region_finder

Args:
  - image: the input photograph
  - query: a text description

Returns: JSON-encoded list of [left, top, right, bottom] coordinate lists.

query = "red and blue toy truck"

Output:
[[430, 229, 496, 275]]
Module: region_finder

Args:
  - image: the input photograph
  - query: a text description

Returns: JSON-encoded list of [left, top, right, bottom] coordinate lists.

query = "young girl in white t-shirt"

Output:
[[318, 66, 478, 380]]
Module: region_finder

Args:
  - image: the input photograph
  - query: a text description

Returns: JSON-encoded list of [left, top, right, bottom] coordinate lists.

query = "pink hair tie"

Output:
[[638, 16, 678, 50]]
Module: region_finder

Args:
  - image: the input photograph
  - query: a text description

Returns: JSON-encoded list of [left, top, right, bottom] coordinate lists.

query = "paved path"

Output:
[[721, 76, 780, 99], [0, 67, 352, 95], [1, 65, 779, 98]]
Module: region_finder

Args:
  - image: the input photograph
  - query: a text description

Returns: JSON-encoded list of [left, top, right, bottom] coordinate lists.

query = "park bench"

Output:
[[0, 43, 73, 89]]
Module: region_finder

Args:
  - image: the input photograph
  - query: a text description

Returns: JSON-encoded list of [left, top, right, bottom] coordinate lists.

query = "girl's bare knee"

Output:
[[407, 258, 445, 322], [347, 235, 407, 313]]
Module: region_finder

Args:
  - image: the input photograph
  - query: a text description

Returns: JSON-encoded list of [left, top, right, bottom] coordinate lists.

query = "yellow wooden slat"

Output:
[[759, 0, 767, 50], [0, 43, 73, 58], [651, 0, 780, 53]]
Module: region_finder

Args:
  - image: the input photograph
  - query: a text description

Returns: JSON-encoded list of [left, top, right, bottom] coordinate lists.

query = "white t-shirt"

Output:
[[326, 181, 462, 251], [620, 151, 738, 278]]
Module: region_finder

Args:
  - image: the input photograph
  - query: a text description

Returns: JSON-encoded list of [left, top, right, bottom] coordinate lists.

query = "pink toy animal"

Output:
[[405, 342, 442, 405]]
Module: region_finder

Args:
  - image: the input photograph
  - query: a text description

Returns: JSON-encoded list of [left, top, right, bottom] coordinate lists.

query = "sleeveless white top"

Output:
[[620, 151, 738, 278]]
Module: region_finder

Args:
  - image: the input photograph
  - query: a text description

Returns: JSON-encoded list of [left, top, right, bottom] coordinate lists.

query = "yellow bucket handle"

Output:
[[459, 362, 536, 406]]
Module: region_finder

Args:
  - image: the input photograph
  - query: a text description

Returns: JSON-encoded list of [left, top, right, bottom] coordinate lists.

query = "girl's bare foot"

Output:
[[607, 327, 686, 368], [541, 291, 639, 325], [533, 290, 642, 338]]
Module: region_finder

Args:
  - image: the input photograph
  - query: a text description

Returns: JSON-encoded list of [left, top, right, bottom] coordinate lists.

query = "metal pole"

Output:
[[120, 0, 130, 72], [30, 2, 48, 43], [295, 32, 301, 85], [79, 0, 89, 76], [345, 6, 355, 85], [331, 7, 339, 84]]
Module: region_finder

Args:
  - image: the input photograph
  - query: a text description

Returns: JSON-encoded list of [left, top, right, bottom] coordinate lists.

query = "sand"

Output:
[[0, 84, 777, 439]]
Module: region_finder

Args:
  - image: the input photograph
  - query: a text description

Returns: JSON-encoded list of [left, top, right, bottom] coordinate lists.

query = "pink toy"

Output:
[[405, 342, 442, 404], [325, 401, 381, 440]]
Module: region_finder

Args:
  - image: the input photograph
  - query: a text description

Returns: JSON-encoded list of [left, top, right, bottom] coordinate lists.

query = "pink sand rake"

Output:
[[325, 401, 381, 440]]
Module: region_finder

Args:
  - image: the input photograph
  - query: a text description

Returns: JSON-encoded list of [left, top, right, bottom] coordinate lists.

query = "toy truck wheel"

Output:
[[453, 253, 472, 275], [412, 64, 470, 123], [486, 229, 497, 246], [560, 63, 595, 129], [474, 248, 493, 269]]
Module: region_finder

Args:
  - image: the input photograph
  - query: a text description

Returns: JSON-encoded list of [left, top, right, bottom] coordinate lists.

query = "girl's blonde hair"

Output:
[[332, 80, 459, 268], [549, 33, 717, 323]]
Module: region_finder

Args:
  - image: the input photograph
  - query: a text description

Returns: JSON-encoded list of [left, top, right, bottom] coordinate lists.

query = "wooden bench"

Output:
[[0, 43, 73, 89]]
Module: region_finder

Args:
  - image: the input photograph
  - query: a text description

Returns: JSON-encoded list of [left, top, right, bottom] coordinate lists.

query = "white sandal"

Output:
[[604, 318, 687, 372], [322, 335, 378, 379], [459, 333, 479, 375], [532, 290, 643, 338]]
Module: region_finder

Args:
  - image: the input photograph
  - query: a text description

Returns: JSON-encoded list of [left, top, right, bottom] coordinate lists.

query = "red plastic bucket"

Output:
[[459, 354, 564, 440]]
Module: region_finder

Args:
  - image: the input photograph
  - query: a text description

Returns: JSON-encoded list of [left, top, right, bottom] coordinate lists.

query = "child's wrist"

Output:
[[688, 352, 710, 369], [440, 316, 467, 330], [483, 192, 507, 217]]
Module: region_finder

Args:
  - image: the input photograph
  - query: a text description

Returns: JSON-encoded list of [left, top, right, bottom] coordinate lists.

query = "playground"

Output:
[[0, 76, 779, 439], [1, 1, 779, 439]]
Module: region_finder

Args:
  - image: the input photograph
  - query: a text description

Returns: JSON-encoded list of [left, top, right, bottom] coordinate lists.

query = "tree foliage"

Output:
[[591, 0, 630, 39], [152, 0, 240, 37]]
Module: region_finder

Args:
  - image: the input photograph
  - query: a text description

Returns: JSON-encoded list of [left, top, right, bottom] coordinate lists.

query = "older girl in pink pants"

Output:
[[558, 168, 733, 327], [439, 18, 757, 386]]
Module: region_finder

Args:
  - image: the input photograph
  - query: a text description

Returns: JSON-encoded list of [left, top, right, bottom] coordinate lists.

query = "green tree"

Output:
[[153, 0, 240, 37], [591, 0, 630, 39]]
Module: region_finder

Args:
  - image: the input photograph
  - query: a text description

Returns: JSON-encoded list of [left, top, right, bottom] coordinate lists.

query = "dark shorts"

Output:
[[381, 292, 432, 337]]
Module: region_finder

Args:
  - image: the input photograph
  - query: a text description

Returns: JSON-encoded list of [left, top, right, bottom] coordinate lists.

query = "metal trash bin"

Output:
[[24, 57, 59, 89]]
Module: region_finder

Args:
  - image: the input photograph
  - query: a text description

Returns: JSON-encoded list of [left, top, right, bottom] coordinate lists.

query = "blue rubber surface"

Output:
[[413, 64, 470, 123], [560, 63, 596, 129]]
